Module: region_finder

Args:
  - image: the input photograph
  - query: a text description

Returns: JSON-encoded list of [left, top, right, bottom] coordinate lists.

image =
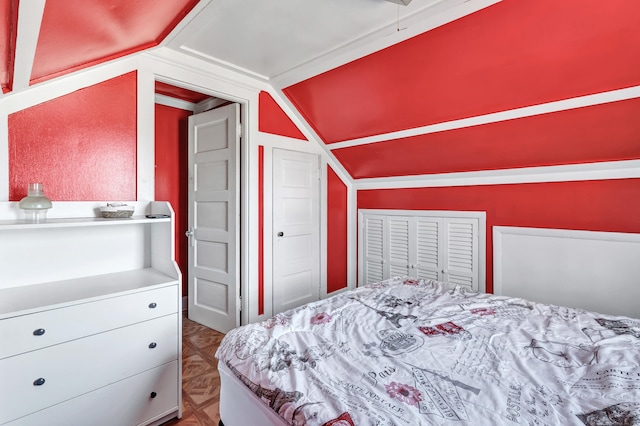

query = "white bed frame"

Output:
[[493, 226, 640, 319], [219, 226, 640, 425], [218, 361, 288, 426]]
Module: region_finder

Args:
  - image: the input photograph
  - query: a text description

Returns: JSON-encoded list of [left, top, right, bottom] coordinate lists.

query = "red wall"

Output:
[[9, 72, 137, 201], [334, 98, 640, 179], [278, 0, 640, 298], [258, 91, 306, 140], [0, 0, 17, 93], [31, 0, 199, 84], [327, 166, 348, 293], [284, 0, 640, 145], [358, 179, 640, 293], [155, 103, 192, 294]]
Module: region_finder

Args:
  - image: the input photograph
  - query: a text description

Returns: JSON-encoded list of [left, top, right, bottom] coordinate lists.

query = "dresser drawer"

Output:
[[0, 314, 178, 424], [0, 285, 178, 359], [4, 360, 179, 426]]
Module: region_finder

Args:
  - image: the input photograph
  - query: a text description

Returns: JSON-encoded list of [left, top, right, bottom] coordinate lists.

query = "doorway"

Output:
[[186, 104, 240, 333], [154, 81, 244, 333]]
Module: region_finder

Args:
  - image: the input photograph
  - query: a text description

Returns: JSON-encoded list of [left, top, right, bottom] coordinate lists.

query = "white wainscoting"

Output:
[[493, 226, 640, 319]]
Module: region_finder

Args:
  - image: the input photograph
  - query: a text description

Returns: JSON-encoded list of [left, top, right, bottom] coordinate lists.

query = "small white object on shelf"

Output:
[[100, 203, 134, 218], [19, 182, 52, 223]]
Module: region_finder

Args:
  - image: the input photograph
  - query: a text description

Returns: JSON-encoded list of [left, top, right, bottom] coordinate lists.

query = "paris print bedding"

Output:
[[215, 276, 640, 425]]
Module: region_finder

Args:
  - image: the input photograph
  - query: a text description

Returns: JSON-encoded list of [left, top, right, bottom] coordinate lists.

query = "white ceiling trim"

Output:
[[328, 85, 640, 150], [159, 0, 213, 48], [354, 160, 640, 190], [271, 0, 501, 88], [11, 0, 46, 92], [144, 48, 270, 94], [177, 45, 270, 81], [162, 0, 500, 87], [154, 94, 196, 111]]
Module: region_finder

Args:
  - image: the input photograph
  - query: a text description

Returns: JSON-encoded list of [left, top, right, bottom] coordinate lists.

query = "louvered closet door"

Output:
[[388, 218, 411, 277], [360, 210, 484, 291], [363, 216, 385, 283], [414, 218, 443, 281], [444, 218, 479, 289]]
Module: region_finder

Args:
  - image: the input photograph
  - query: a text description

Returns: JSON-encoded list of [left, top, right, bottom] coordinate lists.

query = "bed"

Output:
[[215, 276, 640, 425]]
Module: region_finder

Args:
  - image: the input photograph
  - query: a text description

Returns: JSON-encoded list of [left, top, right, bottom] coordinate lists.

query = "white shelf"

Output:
[[0, 268, 178, 319], [0, 215, 170, 230], [0, 200, 182, 424]]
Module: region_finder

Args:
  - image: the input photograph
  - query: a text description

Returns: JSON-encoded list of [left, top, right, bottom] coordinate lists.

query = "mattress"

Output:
[[216, 276, 640, 425]]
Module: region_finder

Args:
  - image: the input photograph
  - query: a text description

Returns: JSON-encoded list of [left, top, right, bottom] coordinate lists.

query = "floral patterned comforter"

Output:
[[215, 277, 640, 425]]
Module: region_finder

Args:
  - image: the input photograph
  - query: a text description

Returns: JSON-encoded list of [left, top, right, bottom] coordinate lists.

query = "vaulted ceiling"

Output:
[[0, 0, 496, 94], [3, 0, 638, 183]]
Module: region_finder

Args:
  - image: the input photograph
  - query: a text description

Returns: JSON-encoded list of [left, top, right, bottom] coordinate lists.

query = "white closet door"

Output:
[[359, 210, 485, 292], [363, 216, 385, 283], [387, 217, 411, 277], [414, 218, 442, 281], [444, 218, 479, 289]]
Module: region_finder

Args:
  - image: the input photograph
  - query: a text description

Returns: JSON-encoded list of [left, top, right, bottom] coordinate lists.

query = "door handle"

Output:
[[277, 231, 284, 237], [185, 228, 195, 247]]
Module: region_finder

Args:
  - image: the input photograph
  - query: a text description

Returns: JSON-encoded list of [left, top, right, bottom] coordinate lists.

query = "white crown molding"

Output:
[[12, 0, 46, 92], [354, 160, 640, 190], [143, 48, 270, 94], [271, 0, 501, 89]]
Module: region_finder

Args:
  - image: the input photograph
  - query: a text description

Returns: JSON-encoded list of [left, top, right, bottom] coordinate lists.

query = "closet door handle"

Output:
[[149, 342, 157, 349], [33, 378, 46, 386], [150, 392, 157, 399], [277, 231, 284, 237], [148, 302, 157, 309], [33, 328, 46, 336]]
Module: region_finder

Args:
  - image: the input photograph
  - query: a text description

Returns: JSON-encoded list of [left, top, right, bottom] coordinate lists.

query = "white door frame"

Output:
[[271, 148, 321, 314], [259, 136, 331, 320], [150, 74, 252, 327], [187, 104, 240, 332]]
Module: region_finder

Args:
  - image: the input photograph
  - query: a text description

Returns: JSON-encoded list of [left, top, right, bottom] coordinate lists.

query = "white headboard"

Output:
[[493, 226, 640, 319]]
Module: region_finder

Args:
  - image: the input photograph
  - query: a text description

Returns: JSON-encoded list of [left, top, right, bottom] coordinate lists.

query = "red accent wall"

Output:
[[155, 103, 192, 294], [259, 91, 306, 140], [0, 0, 17, 94], [284, 0, 640, 144], [327, 166, 348, 293], [155, 81, 210, 104], [334, 98, 640, 179], [358, 179, 640, 293], [258, 145, 265, 315], [31, 0, 199, 84], [9, 72, 137, 201]]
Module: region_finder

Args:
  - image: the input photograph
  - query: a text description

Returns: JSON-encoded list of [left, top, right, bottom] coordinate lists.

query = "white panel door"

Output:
[[272, 149, 320, 315], [187, 104, 240, 333]]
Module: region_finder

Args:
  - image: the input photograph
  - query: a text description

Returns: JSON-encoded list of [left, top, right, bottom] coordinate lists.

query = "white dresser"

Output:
[[0, 201, 182, 426]]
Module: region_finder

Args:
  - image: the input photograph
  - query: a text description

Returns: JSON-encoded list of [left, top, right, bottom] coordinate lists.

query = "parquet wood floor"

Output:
[[163, 313, 225, 426]]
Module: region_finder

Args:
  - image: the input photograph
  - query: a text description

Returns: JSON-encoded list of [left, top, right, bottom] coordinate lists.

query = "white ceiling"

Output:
[[164, 0, 500, 88]]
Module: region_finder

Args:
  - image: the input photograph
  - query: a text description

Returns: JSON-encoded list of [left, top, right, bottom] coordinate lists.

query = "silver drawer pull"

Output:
[[33, 378, 46, 386], [148, 302, 157, 309], [150, 392, 157, 399], [148, 342, 157, 349], [33, 328, 46, 336]]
